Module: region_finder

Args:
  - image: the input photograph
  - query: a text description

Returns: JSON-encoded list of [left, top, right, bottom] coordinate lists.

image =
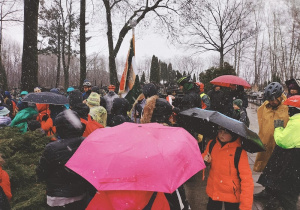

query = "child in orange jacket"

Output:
[[202, 127, 254, 210], [0, 154, 12, 201]]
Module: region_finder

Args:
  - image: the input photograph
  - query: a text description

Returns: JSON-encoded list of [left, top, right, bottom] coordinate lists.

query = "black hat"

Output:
[[69, 89, 83, 108], [111, 98, 130, 116], [55, 109, 84, 138]]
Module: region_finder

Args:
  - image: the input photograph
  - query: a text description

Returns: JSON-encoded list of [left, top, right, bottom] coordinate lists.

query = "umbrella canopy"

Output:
[[66, 122, 205, 193], [178, 108, 265, 153], [210, 75, 251, 89], [22, 92, 68, 105]]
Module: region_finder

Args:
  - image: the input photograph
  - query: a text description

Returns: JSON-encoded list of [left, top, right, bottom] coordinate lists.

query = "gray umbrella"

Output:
[[178, 108, 265, 153], [22, 92, 68, 105]]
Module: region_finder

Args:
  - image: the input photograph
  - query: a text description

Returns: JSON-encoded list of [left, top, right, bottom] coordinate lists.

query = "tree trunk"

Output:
[[80, 0, 86, 89], [21, 0, 39, 91], [56, 25, 61, 88], [103, 0, 119, 86]]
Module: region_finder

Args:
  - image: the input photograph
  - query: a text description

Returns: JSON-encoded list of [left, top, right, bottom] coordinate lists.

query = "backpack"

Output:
[[80, 114, 104, 137], [208, 139, 243, 180]]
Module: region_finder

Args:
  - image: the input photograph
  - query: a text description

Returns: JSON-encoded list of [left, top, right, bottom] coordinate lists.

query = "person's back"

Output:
[[232, 99, 250, 127], [202, 128, 253, 210], [207, 86, 225, 113], [103, 85, 119, 115], [36, 110, 90, 209]]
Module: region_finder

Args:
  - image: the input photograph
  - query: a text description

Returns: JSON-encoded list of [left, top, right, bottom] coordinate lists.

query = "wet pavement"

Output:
[[184, 102, 300, 209]]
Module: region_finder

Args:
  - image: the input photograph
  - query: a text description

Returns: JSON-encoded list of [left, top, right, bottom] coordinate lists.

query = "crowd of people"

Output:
[[0, 76, 299, 210]]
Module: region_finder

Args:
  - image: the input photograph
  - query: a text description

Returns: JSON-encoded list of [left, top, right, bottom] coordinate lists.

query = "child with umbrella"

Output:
[[202, 126, 254, 210]]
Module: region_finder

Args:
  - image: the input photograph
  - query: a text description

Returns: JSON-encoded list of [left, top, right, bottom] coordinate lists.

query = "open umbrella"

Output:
[[66, 122, 205, 193], [178, 108, 265, 153], [210, 75, 251, 89], [22, 92, 68, 105]]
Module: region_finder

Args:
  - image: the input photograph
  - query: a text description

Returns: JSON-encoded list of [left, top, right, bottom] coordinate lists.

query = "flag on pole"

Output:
[[119, 36, 137, 98]]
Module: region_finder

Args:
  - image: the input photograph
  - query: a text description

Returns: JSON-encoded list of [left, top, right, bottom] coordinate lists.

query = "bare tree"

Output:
[[101, 0, 178, 86], [180, 0, 256, 69]]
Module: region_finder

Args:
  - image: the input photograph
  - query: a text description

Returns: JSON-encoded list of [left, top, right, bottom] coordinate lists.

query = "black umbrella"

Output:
[[22, 92, 69, 105], [178, 108, 265, 153]]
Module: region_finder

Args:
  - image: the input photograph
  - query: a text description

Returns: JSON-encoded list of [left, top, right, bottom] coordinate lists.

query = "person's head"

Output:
[[20, 91, 28, 98], [86, 92, 100, 107], [233, 99, 243, 110], [50, 88, 60, 94], [91, 86, 100, 94], [217, 127, 238, 143], [108, 85, 115, 92], [111, 98, 130, 116], [229, 84, 237, 91], [0, 106, 10, 116], [68, 89, 83, 108], [83, 81, 92, 92], [288, 83, 299, 96], [55, 109, 84, 139], [199, 82, 204, 93], [283, 95, 300, 116], [214, 85, 221, 92], [67, 87, 75, 94], [34, 87, 41, 93], [264, 82, 283, 108], [142, 83, 157, 98], [151, 98, 173, 124], [177, 76, 193, 91]]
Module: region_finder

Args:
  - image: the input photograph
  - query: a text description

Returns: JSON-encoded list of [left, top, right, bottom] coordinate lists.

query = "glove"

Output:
[[274, 119, 284, 128]]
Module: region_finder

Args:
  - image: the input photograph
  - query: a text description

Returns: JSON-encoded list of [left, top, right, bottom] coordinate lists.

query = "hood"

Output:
[[55, 109, 84, 139]]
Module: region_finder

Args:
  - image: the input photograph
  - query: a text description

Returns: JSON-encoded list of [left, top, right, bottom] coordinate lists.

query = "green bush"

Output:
[[0, 127, 50, 209]]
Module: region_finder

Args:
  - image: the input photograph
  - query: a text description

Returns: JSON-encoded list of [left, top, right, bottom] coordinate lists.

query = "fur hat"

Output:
[[87, 92, 100, 106], [69, 89, 83, 108], [233, 99, 243, 109]]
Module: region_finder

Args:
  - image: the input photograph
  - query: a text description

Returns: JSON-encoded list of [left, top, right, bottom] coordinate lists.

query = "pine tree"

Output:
[[150, 55, 160, 84], [176, 71, 183, 80], [193, 74, 196, 82], [141, 71, 146, 84]]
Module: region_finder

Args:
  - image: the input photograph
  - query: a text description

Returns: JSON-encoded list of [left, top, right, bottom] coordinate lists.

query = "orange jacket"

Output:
[[0, 166, 12, 201], [202, 138, 254, 210]]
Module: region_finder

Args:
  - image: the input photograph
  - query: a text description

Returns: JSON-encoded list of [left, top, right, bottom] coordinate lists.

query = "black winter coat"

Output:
[[207, 89, 225, 113], [257, 146, 300, 194], [36, 136, 89, 197]]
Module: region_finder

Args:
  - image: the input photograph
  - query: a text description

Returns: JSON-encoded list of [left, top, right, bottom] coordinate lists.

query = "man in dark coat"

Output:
[[36, 109, 93, 209], [176, 76, 201, 112], [207, 85, 225, 113]]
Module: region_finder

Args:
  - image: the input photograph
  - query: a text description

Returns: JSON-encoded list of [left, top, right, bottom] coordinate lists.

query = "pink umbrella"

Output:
[[210, 75, 251, 89], [66, 122, 205, 193]]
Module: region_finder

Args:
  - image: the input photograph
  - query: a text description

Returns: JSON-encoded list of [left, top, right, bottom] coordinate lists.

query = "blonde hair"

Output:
[[0, 154, 5, 166]]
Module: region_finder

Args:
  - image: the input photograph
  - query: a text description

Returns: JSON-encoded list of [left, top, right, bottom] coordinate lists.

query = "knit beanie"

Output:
[[69, 89, 83, 108], [233, 99, 243, 109], [87, 92, 100, 106]]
